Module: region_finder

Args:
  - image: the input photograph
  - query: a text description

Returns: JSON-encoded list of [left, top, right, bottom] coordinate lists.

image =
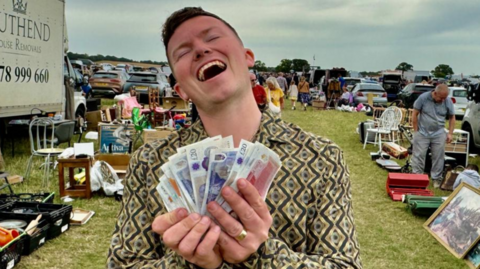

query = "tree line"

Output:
[[67, 52, 168, 66]]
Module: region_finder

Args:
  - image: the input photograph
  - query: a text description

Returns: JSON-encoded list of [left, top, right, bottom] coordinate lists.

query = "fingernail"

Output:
[[177, 208, 188, 219], [190, 213, 200, 221], [207, 202, 218, 211], [213, 225, 220, 233], [223, 187, 232, 196], [238, 179, 247, 188], [201, 216, 210, 225]]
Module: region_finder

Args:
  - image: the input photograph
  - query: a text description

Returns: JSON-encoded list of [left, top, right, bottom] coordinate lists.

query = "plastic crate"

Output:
[[0, 234, 24, 269], [0, 202, 72, 240], [0, 215, 50, 256], [0, 193, 54, 204]]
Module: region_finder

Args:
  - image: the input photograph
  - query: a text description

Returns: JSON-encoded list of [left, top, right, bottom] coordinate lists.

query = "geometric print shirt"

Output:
[[107, 111, 362, 269]]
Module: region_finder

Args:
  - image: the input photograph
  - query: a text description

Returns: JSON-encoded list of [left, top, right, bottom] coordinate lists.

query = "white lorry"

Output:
[[0, 0, 86, 121]]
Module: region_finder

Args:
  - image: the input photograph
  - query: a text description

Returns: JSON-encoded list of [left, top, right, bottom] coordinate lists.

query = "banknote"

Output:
[[220, 143, 281, 213], [161, 162, 196, 212], [156, 175, 187, 212], [221, 135, 234, 149], [215, 139, 253, 207], [201, 148, 238, 213]]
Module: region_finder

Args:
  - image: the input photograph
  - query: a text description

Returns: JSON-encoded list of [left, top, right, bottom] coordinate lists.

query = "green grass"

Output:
[[1, 103, 478, 268]]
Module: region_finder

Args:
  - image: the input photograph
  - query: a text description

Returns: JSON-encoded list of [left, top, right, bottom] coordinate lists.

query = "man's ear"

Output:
[[174, 84, 189, 101], [245, 48, 255, 68]]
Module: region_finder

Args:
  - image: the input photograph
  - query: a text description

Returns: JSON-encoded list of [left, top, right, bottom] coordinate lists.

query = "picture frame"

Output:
[[466, 241, 480, 269], [424, 183, 480, 259]]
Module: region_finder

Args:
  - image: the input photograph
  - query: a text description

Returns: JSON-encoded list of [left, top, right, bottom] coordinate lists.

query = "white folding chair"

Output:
[[25, 118, 65, 187], [363, 109, 397, 152]]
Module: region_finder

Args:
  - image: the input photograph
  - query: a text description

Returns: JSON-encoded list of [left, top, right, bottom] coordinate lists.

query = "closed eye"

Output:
[[206, 36, 219, 42]]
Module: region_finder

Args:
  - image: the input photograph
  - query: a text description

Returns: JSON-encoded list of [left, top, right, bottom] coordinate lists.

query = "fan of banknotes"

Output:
[[156, 136, 282, 215]]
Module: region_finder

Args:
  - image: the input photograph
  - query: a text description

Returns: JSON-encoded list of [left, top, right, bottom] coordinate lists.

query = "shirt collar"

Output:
[[178, 110, 289, 148]]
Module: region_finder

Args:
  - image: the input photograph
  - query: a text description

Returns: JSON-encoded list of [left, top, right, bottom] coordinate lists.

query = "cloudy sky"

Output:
[[66, 0, 480, 75]]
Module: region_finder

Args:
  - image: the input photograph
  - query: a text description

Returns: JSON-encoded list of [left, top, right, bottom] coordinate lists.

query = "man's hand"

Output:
[[152, 208, 223, 269], [207, 179, 272, 264], [447, 133, 453, 143]]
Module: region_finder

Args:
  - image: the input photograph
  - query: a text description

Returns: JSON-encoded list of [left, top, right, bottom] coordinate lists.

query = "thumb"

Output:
[[152, 208, 188, 235]]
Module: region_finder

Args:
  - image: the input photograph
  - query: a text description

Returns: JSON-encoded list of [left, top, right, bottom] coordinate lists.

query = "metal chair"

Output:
[[49, 121, 75, 147], [25, 118, 64, 187]]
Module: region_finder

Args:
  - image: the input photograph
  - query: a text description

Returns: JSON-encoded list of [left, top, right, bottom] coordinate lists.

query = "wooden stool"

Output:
[[58, 158, 92, 199]]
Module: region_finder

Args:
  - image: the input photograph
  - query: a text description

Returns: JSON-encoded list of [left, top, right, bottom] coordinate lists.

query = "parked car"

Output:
[[381, 73, 402, 101], [448, 87, 468, 118], [397, 83, 435, 108], [344, 77, 361, 91], [461, 83, 480, 152], [123, 72, 171, 104], [89, 71, 129, 97], [351, 83, 388, 106]]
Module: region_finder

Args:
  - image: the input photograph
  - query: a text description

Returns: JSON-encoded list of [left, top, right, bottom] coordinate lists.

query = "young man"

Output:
[[250, 73, 267, 110], [107, 7, 361, 269]]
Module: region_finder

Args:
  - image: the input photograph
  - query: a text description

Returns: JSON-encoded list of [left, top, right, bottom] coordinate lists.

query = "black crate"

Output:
[[0, 234, 24, 269], [0, 193, 54, 204], [0, 215, 50, 256], [0, 202, 72, 240]]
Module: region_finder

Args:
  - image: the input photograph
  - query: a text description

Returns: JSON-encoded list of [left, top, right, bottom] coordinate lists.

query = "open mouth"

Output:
[[197, 60, 227, 82]]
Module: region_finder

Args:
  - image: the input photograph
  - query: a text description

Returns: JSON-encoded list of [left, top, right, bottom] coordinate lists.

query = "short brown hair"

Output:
[[162, 7, 241, 53]]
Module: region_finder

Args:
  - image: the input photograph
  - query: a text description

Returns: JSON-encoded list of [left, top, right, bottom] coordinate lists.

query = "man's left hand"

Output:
[[447, 133, 453, 143], [207, 179, 272, 264]]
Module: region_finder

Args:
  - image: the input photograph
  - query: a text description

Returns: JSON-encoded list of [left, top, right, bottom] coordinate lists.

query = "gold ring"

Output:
[[235, 229, 247, 241]]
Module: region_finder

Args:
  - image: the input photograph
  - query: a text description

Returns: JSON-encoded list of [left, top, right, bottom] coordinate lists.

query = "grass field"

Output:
[[1, 104, 478, 269]]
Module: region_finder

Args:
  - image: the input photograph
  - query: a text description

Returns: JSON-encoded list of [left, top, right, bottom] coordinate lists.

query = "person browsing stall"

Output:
[[107, 7, 362, 269], [250, 73, 267, 110], [412, 84, 455, 188]]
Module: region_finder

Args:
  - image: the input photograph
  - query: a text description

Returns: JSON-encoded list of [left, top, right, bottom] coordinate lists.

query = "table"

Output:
[[58, 157, 92, 199]]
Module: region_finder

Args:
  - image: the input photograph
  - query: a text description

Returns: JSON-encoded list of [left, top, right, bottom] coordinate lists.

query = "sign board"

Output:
[[99, 124, 135, 154], [0, 0, 65, 117]]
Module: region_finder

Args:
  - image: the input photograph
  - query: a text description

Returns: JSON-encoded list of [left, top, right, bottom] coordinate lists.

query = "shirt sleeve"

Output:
[[446, 98, 455, 116], [231, 144, 362, 269], [106, 144, 198, 269], [413, 94, 424, 111]]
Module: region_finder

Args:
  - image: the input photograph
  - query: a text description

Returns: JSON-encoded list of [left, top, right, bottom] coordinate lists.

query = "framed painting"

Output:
[[424, 183, 480, 258]]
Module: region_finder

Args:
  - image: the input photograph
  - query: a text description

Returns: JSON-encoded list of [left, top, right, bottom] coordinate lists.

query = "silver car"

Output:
[[448, 87, 468, 117], [351, 83, 388, 106]]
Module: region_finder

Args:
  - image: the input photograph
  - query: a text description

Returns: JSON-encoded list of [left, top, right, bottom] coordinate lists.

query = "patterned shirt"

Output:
[[107, 111, 362, 269]]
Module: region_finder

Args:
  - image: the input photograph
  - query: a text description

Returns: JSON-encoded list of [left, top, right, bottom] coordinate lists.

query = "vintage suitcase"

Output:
[[386, 173, 433, 201], [382, 142, 409, 159], [357, 121, 376, 143]]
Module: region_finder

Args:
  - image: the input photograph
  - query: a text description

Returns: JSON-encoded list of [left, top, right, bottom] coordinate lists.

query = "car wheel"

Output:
[[463, 124, 478, 153]]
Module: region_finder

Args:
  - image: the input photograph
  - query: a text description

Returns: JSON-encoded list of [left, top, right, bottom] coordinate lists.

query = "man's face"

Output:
[[167, 16, 254, 107], [250, 74, 256, 88], [432, 90, 449, 103]]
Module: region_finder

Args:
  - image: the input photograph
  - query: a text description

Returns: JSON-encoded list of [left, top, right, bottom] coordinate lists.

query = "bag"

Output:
[[440, 165, 464, 191], [357, 121, 375, 143]]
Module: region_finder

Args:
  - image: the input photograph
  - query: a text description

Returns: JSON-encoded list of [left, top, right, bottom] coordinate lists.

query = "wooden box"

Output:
[[386, 173, 433, 201], [312, 100, 325, 110]]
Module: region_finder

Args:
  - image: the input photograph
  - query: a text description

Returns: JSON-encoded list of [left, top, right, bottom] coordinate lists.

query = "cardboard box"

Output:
[[312, 100, 325, 110], [98, 123, 135, 153], [163, 97, 189, 110], [95, 154, 130, 175], [143, 128, 175, 144], [85, 111, 102, 131]]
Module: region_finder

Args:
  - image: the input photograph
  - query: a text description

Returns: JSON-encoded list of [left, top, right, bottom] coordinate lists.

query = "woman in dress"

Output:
[[288, 79, 298, 110]]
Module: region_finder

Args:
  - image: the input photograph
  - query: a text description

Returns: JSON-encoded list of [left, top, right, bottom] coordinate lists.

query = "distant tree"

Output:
[[275, 59, 293, 73], [253, 60, 268, 72], [431, 64, 454, 78], [291, 59, 310, 73], [359, 71, 382, 77], [395, 62, 414, 77], [471, 75, 480, 79]]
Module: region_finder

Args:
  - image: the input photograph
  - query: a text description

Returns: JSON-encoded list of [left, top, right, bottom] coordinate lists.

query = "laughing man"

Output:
[[107, 7, 362, 269]]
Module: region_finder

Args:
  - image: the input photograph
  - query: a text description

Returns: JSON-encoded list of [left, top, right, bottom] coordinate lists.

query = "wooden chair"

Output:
[[148, 87, 164, 127]]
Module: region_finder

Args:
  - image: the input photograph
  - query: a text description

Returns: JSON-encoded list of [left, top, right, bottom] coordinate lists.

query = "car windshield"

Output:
[[415, 85, 435, 92], [359, 84, 384, 92], [345, 79, 360, 86], [128, 74, 157, 82], [92, 73, 118, 79], [453, 90, 467, 97]]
